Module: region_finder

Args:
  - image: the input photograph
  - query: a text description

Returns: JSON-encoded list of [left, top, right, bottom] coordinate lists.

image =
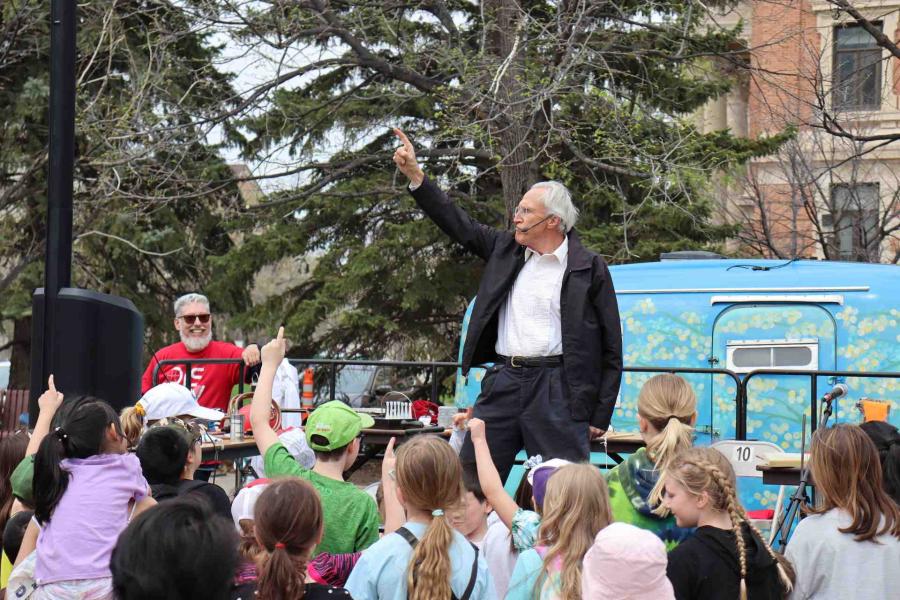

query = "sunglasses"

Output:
[[178, 313, 210, 324], [151, 416, 207, 446]]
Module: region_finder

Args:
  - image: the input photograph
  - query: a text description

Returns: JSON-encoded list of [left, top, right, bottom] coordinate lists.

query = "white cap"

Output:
[[231, 482, 270, 529], [525, 458, 572, 485], [138, 383, 225, 422]]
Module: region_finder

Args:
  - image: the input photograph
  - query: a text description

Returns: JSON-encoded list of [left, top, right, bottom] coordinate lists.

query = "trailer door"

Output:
[[711, 303, 836, 446]]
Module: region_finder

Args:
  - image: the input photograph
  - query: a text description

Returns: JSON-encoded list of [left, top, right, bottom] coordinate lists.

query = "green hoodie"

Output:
[[605, 448, 694, 549]]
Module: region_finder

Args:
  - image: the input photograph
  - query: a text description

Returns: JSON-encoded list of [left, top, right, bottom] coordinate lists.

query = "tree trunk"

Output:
[[9, 316, 31, 389], [485, 0, 540, 223]]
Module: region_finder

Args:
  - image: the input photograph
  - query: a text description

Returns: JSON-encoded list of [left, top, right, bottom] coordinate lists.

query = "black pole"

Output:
[[42, 0, 77, 381]]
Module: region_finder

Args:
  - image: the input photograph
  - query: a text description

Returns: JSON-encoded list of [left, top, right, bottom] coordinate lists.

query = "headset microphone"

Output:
[[515, 215, 551, 233]]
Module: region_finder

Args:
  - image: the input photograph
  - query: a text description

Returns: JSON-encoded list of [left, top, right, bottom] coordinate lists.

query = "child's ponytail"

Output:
[[34, 427, 70, 525], [395, 435, 463, 600], [636, 374, 696, 513], [256, 543, 308, 600], [119, 404, 146, 450], [253, 478, 323, 600], [34, 396, 123, 525], [408, 510, 455, 600]]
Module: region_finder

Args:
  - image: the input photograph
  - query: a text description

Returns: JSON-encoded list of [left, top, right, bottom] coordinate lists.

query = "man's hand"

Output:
[[589, 426, 606, 441], [468, 417, 486, 442], [452, 412, 468, 431], [37, 375, 64, 414], [260, 327, 286, 367], [392, 128, 424, 187], [241, 344, 261, 366]]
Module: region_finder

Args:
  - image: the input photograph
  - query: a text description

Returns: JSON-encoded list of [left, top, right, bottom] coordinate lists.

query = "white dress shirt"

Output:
[[495, 237, 567, 357]]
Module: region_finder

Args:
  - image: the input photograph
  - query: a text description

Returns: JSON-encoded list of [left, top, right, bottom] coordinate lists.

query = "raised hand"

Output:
[[260, 326, 286, 367], [392, 128, 424, 187], [381, 436, 397, 481], [468, 417, 486, 442], [37, 375, 64, 414]]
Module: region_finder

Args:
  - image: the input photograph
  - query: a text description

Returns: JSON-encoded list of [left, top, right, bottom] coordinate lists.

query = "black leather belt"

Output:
[[498, 354, 563, 368]]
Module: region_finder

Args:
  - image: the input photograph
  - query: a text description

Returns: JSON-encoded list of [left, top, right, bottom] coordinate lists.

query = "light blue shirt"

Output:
[[345, 521, 497, 600], [504, 549, 551, 600]]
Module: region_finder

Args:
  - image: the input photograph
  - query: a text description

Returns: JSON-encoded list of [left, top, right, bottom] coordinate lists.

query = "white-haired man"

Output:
[[141, 293, 261, 412], [393, 129, 622, 483]]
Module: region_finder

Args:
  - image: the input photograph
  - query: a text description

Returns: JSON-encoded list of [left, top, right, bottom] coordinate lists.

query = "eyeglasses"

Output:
[[513, 206, 543, 218], [177, 313, 210, 324]]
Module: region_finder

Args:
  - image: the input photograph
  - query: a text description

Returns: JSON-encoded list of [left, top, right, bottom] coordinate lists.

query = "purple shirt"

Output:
[[35, 453, 148, 584]]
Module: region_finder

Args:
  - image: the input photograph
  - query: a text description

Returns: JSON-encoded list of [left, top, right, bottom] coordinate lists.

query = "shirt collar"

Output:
[[525, 236, 568, 263]]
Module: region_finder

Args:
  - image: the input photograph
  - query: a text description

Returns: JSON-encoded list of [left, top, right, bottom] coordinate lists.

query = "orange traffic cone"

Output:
[[301, 368, 314, 421]]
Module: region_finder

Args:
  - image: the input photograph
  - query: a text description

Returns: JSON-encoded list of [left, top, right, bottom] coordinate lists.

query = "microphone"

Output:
[[823, 383, 848, 401], [515, 215, 551, 233]]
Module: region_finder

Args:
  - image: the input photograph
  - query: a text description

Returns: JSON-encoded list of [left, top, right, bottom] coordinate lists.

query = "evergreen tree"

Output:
[[206, 1, 789, 364], [0, 1, 241, 384]]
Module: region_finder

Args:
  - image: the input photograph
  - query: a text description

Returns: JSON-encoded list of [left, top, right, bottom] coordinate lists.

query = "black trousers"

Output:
[[459, 363, 590, 485]]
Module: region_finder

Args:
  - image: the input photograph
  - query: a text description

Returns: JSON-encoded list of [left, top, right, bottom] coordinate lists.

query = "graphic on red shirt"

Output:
[[141, 341, 244, 411]]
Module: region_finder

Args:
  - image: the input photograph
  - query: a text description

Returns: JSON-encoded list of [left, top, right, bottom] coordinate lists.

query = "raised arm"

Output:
[[468, 418, 519, 529], [380, 437, 405, 534], [26, 375, 65, 456], [392, 128, 506, 261], [249, 327, 285, 456]]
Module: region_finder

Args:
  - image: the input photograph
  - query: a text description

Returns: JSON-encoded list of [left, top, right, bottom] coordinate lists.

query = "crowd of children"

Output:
[[0, 349, 898, 599]]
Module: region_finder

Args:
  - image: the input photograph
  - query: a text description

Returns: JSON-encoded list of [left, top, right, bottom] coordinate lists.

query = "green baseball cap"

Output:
[[11, 455, 34, 506], [305, 401, 374, 451]]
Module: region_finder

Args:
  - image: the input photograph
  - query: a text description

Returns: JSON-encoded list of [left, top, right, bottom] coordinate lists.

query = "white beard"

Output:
[[181, 330, 212, 352]]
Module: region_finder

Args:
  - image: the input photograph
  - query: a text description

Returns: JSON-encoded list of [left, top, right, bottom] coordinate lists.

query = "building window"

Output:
[[726, 339, 819, 374], [833, 24, 882, 110], [826, 183, 880, 262]]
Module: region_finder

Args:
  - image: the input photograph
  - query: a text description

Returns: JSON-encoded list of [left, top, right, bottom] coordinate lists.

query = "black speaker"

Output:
[[30, 287, 144, 421]]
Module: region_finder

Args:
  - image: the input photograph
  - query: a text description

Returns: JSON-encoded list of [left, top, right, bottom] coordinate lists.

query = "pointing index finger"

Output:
[[48, 374, 56, 392], [393, 128, 413, 152], [276, 326, 284, 341]]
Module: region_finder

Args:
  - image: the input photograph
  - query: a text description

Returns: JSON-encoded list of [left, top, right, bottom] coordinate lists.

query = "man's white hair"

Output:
[[531, 181, 578, 233], [173, 293, 210, 317]]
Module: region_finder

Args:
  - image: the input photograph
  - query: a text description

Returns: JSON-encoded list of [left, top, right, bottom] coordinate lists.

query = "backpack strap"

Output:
[[395, 526, 419, 549], [394, 528, 479, 600], [458, 543, 479, 600]]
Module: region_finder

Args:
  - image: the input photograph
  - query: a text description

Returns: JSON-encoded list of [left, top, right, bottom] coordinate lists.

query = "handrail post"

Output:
[[431, 365, 439, 404], [329, 364, 336, 401]]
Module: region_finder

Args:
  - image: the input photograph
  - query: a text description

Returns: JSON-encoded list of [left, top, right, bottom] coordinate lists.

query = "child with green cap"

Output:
[[250, 327, 380, 555]]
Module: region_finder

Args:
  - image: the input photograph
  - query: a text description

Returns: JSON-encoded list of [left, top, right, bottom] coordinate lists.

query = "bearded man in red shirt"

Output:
[[141, 293, 261, 411]]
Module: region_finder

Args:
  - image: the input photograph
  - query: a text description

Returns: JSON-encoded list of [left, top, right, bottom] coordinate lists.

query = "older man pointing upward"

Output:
[[393, 128, 622, 483]]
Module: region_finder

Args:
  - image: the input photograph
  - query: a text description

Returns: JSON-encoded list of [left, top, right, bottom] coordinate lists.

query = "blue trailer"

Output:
[[454, 257, 899, 510]]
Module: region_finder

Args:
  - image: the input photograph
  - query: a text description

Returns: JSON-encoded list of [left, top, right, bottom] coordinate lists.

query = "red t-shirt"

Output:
[[141, 341, 244, 411]]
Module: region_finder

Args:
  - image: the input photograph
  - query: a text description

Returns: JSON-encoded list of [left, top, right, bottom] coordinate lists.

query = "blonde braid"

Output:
[[690, 457, 749, 600]]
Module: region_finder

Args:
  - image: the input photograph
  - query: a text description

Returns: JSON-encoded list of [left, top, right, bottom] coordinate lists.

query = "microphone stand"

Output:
[[774, 392, 835, 551]]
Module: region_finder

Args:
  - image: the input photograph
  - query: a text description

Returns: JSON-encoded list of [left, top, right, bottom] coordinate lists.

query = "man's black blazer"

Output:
[[410, 177, 623, 429]]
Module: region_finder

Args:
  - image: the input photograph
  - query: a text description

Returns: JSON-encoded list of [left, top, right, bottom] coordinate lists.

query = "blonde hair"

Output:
[[120, 405, 145, 449], [534, 464, 612, 600], [395, 435, 464, 600], [667, 448, 794, 600], [637, 374, 696, 514], [807, 424, 900, 541]]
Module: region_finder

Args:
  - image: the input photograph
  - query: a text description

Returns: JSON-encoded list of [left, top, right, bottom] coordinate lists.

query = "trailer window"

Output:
[[726, 340, 818, 373]]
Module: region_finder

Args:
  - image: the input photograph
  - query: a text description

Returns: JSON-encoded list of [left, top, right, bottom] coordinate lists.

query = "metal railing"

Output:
[[740, 369, 900, 434], [152, 357, 748, 436], [623, 366, 745, 438]]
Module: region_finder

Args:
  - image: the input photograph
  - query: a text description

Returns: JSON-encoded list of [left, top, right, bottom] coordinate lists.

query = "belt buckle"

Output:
[[510, 356, 522, 368]]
